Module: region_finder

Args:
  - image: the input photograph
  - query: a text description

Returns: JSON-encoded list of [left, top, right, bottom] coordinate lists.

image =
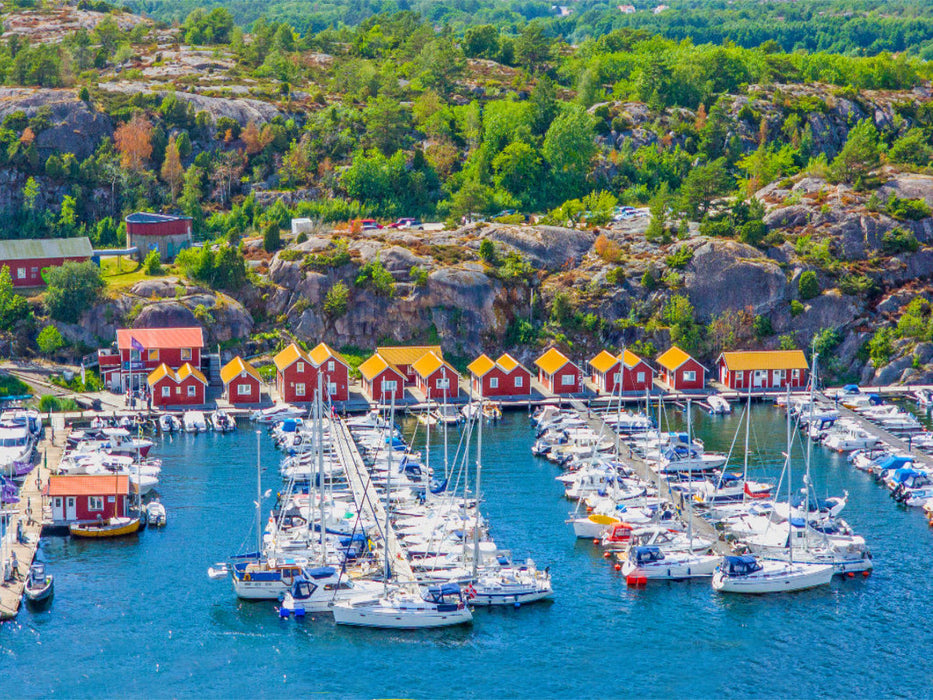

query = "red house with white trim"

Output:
[[221, 356, 263, 405], [717, 350, 809, 391], [360, 353, 406, 403], [99, 326, 205, 392], [148, 362, 208, 407], [0, 237, 93, 288], [656, 346, 707, 391], [375, 345, 442, 385], [535, 347, 583, 395], [47, 474, 129, 525], [307, 343, 350, 402], [467, 353, 532, 397], [274, 343, 313, 403], [590, 349, 655, 394], [412, 351, 460, 400]]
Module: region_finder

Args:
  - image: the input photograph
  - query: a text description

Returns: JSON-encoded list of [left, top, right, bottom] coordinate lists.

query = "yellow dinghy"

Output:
[[70, 517, 142, 539]]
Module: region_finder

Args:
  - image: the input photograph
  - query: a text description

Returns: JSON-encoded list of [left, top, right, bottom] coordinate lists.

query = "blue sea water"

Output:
[[2, 404, 932, 698]]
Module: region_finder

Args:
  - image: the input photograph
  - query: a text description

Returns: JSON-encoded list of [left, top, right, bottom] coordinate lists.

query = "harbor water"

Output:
[[2, 404, 932, 697]]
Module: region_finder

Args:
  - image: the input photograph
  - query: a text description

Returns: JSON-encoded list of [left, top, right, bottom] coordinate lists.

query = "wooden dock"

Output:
[[826, 395, 933, 469], [570, 400, 730, 555], [0, 419, 62, 620], [331, 418, 417, 586]]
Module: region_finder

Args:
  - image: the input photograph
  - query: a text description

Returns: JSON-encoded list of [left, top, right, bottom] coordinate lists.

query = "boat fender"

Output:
[[244, 573, 251, 581]]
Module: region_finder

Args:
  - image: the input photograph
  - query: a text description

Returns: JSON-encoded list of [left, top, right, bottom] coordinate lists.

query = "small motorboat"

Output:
[[69, 516, 142, 538], [210, 411, 236, 432], [279, 566, 386, 615], [159, 414, 180, 433], [208, 563, 230, 580], [183, 411, 208, 433], [23, 562, 53, 605], [146, 500, 166, 527], [706, 395, 732, 415], [621, 546, 720, 581]]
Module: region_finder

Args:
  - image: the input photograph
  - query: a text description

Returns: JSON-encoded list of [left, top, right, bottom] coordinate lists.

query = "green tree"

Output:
[[645, 183, 670, 242], [680, 158, 731, 217], [888, 128, 933, 168], [263, 221, 282, 253], [44, 261, 104, 323], [479, 239, 498, 264], [542, 106, 596, 195], [464, 25, 499, 60], [323, 281, 349, 318], [37, 325, 64, 355], [143, 250, 162, 275], [868, 327, 895, 367], [663, 294, 701, 353], [363, 96, 411, 156], [798, 270, 820, 300], [515, 22, 551, 73], [829, 119, 881, 185], [0, 266, 31, 331], [492, 141, 542, 209]]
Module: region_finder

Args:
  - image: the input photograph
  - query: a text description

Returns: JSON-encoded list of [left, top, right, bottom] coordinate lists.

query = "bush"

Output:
[[838, 273, 877, 297], [641, 268, 658, 291], [410, 266, 429, 287], [593, 234, 623, 263], [790, 299, 805, 317], [323, 281, 349, 317], [263, 222, 282, 253], [665, 246, 694, 269], [605, 267, 625, 285], [881, 227, 919, 254], [778, 334, 797, 350], [739, 220, 767, 246], [38, 394, 79, 412], [798, 271, 820, 300], [37, 325, 64, 354], [886, 195, 931, 222], [753, 315, 773, 338], [479, 239, 498, 264], [868, 327, 895, 367], [0, 373, 30, 397], [44, 261, 105, 323], [355, 258, 394, 297], [143, 249, 162, 275], [295, 231, 308, 244], [812, 327, 842, 356], [277, 249, 304, 262]]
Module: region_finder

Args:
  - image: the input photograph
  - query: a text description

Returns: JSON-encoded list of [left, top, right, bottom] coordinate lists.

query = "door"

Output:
[[66, 497, 77, 520], [754, 370, 767, 388]]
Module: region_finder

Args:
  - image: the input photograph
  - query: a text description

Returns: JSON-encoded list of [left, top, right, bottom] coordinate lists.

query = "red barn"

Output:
[[274, 343, 314, 403], [468, 353, 532, 397], [125, 212, 193, 261], [412, 351, 460, 400], [360, 354, 406, 403], [717, 350, 809, 391], [307, 343, 350, 402], [47, 474, 129, 525], [100, 326, 204, 392], [535, 348, 583, 395], [221, 356, 263, 405], [148, 362, 207, 407], [375, 345, 442, 385], [0, 237, 93, 288], [656, 346, 707, 391]]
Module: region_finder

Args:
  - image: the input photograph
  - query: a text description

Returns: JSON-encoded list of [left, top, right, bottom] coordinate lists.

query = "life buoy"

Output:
[[243, 573, 251, 581]]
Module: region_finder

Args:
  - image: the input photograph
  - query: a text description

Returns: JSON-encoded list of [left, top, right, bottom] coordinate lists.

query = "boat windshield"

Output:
[[725, 556, 762, 575]]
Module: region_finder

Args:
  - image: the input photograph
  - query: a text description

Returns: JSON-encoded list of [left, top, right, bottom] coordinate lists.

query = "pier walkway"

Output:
[[0, 420, 62, 620], [570, 400, 730, 555], [331, 418, 416, 586]]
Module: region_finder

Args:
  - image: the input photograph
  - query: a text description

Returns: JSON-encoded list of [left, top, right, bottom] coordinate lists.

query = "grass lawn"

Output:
[[100, 256, 179, 290]]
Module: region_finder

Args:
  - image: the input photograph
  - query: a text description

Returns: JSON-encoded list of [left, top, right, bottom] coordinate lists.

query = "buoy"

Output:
[[593, 539, 600, 545], [863, 570, 871, 577], [603, 551, 612, 559], [625, 574, 647, 587], [614, 564, 621, 571], [278, 608, 290, 619], [514, 602, 521, 608], [846, 572, 855, 578]]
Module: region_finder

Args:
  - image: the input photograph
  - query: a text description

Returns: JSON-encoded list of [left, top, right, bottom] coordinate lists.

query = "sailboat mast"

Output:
[[384, 396, 396, 587], [786, 382, 793, 565], [804, 352, 818, 552], [442, 368, 449, 481], [255, 429, 262, 560], [425, 387, 431, 504], [743, 384, 751, 503], [472, 385, 483, 579], [317, 374, 326, 562]]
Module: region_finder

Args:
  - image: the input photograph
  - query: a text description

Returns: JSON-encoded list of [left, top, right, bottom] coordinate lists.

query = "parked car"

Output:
[[353, 218, 383, 231], [388, 218, 423, 230]]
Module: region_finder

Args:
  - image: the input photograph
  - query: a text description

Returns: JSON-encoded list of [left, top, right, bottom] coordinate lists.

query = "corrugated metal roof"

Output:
[[125, 213, 190, 223], [375, 345, 442, 367], [273, 343, 308, 371], [359, 353, 404, 381], [48, 474, 129, 497], [535, 348, 573, 375], [467, 354, 496, 377], [719, 350, 809, 372], [117, 327, 204, 351], [0, 236, 93, 262], [589, 350, 620, 374], [220, 356, 261, 385]]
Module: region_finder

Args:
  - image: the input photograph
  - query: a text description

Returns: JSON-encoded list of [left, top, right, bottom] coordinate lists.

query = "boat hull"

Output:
[[69, 517, 142, 538], [712, 563, 833, 593], [332, 604, 473, 629]]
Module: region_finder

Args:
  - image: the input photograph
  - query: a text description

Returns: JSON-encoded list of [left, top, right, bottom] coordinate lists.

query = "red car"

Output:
[[353, 218, 383, 231]]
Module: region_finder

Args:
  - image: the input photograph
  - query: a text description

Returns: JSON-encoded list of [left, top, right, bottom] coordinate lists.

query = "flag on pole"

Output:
[[131, 336, 144, 352]]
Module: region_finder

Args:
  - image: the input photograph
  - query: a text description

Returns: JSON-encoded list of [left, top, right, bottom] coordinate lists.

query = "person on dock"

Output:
[[10, 552, 19, 580]]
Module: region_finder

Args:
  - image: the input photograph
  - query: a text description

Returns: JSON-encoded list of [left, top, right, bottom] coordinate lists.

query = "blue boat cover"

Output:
[[306, 566, 337, 579], [842, 384, 860, 393]]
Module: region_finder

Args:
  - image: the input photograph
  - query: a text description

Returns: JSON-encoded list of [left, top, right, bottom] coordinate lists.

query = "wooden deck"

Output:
[[827, 395, 933, 469]]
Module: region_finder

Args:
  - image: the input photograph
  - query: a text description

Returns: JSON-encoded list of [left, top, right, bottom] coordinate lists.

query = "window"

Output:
[[382, 380, 397, 393], [327, 360, 334, 371], [792, 369, 800, 380], [187, 384, 197, 397], [149, 349, 159, 362], [736, 371, 744, 383], [295, 383, 306, 397], [514, 375, 523, 387], [161, 386, 171, 398], [489, 377, 499, 389], [88, 496, 104, 511], [437, 377, 450, 390], [181, 348, 192, 361], [683, 371, 696, 382], [561, 374, 575, 386], [297, 362, 305, 373], [54, 497, 61, 508], [636, 371, 645, 383], [16, 267, 25, 279], [130, 349, 141, 362], [30, 267, 38, 278], [328, 382, 337, 396], [775, 370, 785, 384], [237, 383, 252, 396]]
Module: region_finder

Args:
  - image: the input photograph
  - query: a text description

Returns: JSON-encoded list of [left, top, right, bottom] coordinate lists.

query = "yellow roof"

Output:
[[656, 346, 704, 371], [589, 350, 620, 373], [467, 354, 496, 378], [176, 362, 208, 385], [719, 350, 809, 372], [375, 345, 442, 367], [359, 353, 404, 381], [308, 342, 346, 368], [496, 353, 523, 373], [621, 349, 648, 369], [535, 347, 572, 375], [220, 356, 261, 385], [147, 363, 173, 387], [412, 351, 458, 379], [273, 343, 308, 371]]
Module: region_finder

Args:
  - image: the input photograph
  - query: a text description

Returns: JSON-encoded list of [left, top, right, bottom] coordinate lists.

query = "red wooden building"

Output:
[[656, 346, 707, 391], [125, 212, 193, 261], [412, 351, 460, 400], [47, 474, 129, 525], [717, 350, 809, 391], [99, 326, 205, 392], [274, 343, 313, 403], [0, 236, 93, 288], [535, 347, 583, 395], [148, 362, 208, 407], [221, 356, 263, 405], [467, 353, 532, 397], [375, 345, 442, 385], [589, 349, 655, 394], [307, 343, 350, 402], [360, 354, 406, 402]]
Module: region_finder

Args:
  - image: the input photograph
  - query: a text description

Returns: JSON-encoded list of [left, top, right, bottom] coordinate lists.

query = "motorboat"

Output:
[[207, 563, 229, 579], [230, 558, 309, 600], [278, 566, 387, 615], [69, 516, 142, 538], [483, 402, 502, 422], [183, 411, 208, 433], [621, 546, 720, 581], [823, 426, 879, 452], [332, 583, 473, 629], [468, 560, 552, 606], [711, 555, 834, 594], [433, 405, 463, 426], [910, 389, 933, 408], [692, 473, 773, 505], [210, 411, 236, 432], [23, 561, 54, 605], [250, 405, 304, 424], [146, 500, 167, 527], [706, 395, 732, 415], [159, 414, 180, 432]]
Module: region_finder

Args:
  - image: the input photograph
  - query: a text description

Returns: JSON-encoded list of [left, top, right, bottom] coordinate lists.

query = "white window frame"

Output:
[[181, 348, 192, 361], [187, 384, 197, 397], [792, 369, 800, 380], [16, 267, 25, 279], [327, 382, 337, 396], [295, 383, 306, 397], [327, 360, 335, 371], [296, 362, 305, 373], [489, 376, 499, 389], [88, 496, 104, 511], [636, 371, 645, 383], [382, 380, 397, 393], [436, 377, 450, 390], [161, 386, 171, 397], [514, 375, 523, 388], [736, 370, 744, 383], [561, 374, 575, 386], [683, 370, 696, 382], [237, 383, 252, 396]]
